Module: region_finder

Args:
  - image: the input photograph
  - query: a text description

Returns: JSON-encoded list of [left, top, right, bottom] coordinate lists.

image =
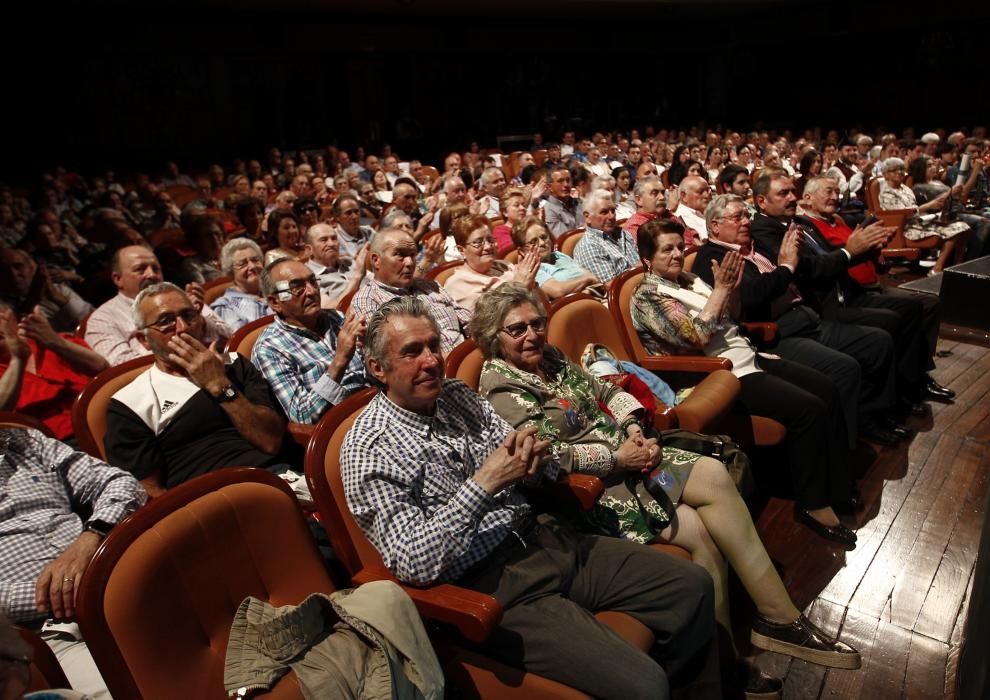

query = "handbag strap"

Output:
[[661, 430, 726, 460]]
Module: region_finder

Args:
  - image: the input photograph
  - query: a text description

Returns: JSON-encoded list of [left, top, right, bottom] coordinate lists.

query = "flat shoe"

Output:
[[795, 508, 857, 549], [735, 658, 782, 699], [751, 613, 862, 669]]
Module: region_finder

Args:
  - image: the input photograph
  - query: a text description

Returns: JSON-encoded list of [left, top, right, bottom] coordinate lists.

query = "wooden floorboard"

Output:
[[751, 332, 989, 699]]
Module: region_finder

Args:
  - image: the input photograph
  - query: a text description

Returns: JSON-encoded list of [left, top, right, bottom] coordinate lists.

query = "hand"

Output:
[[39, 263, 68, 307], [467, 193, 486, 216], [424, 194, 441, 216], [846, 222, 891, 256], [777, 225, 801, 269], [185, 282, 205, 312], [423, 233, 446, 265], [35, 531, 102, 619], [167, 334, 228, 394], [513, 248, 541, 288], [352, 244, 370, 275], [473, 427, 551, 494], [625, 422, 644, 440], [529, 177, 548, 203], [18, 306, 61, 349], [330, 308, 367, 373], [0, 308, 30, 361], [613, 434, 661, 472], [711, 250, 744, 290]]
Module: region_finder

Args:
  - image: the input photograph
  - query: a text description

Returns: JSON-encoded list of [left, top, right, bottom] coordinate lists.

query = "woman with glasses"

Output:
[[210, 239, 269, 331], [473, 283, 860, 697], [631, 217, 859, 548], [510, 216, 602, 300], [441, 214, 541, 312]]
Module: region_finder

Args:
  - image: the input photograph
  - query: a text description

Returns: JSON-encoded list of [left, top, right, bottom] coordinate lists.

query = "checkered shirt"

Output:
[[573, 226, 641, 284], [350, 277, 472, 355], [341, 380, 559, 586], [251, 312, 370, 424], [0, 428, 146, 624], [209, 287, 272, 332]]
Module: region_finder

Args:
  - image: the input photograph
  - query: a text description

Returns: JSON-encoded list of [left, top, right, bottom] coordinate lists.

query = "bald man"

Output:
[[673, 176, 714, 245]]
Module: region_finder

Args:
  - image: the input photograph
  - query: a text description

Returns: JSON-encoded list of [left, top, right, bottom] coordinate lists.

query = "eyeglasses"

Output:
[[278, 275, 320, 296], [146, 308, 199, 333], [719, 211, 751, 223], [464, 237, 498, 250], [501, 317, 548, 338], [298, 206, 318, 214]]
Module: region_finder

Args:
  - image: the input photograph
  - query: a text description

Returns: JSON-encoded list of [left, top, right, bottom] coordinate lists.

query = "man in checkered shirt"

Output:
[[573, 189, 641, 284], [0, 427, 146, 698], [342, 296, 720, 698]]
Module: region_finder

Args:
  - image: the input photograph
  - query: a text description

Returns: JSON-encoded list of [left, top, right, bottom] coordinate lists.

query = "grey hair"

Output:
[[633, 175, 662, 199], [480, 167, 503, 187], [856, 135, 874, 147], [219, 238, 263, 276], [882, 157, 907, 174], [259, 257, 299, 298], [802, 176, 839, 198], [470, 283, 546, 361], [678, 175, 707, 196], [131, 282, 188, 331], [582, 189, 614, 215], [590, 175, 615, 192], [364, 296, 441, 371], [380, 209, 412, 229], [369, 227, 410, 256], [704, 194, 746, 233]]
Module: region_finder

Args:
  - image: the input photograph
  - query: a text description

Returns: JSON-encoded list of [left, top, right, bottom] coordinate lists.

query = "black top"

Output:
[[104, 356, 291, 489]]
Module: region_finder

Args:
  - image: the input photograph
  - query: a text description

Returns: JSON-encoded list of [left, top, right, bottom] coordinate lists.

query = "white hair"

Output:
[[219, 238, 263, 276], [582, 189, 614, 215], [882, 157, 907, 174], [921, 132, 940, 144]]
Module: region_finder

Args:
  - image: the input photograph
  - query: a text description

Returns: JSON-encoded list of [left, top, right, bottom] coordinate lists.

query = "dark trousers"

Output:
[[739, 357, 853, 508], [459, 516, 720, 700]]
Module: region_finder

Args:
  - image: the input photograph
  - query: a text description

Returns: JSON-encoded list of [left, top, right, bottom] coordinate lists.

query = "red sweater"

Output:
[[805, 216, 878, 287]]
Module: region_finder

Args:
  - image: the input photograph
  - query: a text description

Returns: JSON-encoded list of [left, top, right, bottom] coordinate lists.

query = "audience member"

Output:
[[542, 165, 582, 237], [264, 210, 308, 265], [512, 217, 602, 299], [0, 248, 92, 333], [330, 193, 375, 260], [209, 238, 269, 331], [179, 215, 225, 285], [673, 175, 713, 244], [573, 189, 639, 283]]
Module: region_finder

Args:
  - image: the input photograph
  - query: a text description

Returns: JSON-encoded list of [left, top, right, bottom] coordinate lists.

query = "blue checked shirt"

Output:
[[341, 381, 559, 586], [573, 226, 640, 284], [350, 277, 472, 355], [0, 429, 146, 624], [251, 312, 370, 424], [210, 287, 272, 332]]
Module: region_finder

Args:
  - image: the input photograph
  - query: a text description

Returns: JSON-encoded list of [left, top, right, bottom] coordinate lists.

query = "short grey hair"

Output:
[[364, 296, 441, 371], [582, 189, 614, 215], [444, 176, 465, 194], [802, 176, 838, 198], [856, 135, 874, 147], [220, 238, 263, 276], [882, 157, 907, 174], [678, 175, 707, 196], [705, 194, 746, 232], [633, 175, 662, 199], [470, 283, 546, 361], [380, 209, 412, 230], [590, 175, 616, 191], [480, 167, 504, 187], [259, 257, 298, 298], [131, 282, 188, 331], [369, 227, 410, 256]]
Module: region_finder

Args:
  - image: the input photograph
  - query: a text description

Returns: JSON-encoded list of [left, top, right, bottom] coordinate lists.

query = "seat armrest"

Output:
[[671, 369, 740, 433], [637, 355, 732, 373], [352, 565, 501, 642], [740, 322, 778, 345], [287, 423, 315, 447]]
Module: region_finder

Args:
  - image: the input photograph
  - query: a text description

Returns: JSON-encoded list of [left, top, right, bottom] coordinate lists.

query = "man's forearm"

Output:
[[218, 394, 284, 454], [50, 336, 109, 375], [0, 356, 27, 410]]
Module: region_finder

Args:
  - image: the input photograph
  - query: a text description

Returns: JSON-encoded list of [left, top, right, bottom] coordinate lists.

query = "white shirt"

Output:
[[674, 203, 708, 241]]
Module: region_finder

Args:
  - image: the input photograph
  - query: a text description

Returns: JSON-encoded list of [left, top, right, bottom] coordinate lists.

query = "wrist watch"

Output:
[[214, 383, 238, 402], [85, 519, 115, 538]]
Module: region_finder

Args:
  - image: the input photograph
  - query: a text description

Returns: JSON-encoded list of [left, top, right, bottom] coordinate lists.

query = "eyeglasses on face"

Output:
[[147, 308, 199, 333], [525, 233, 552, 247], [719, 211, 751, 223], [464, 237, 498, 250], [501, 317, 548, 338], [278, 275, 320, 296]]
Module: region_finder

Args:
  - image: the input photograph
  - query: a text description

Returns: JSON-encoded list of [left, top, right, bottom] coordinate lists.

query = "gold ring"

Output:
[[63, 577, 74, 583]]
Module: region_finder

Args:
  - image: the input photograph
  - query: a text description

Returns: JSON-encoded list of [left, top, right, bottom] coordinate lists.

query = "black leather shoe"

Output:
[[858, 421, 900, 447], [735, 658, 782, 699], [879, 416, 913, 440], [795, 508, 857, 548], [751, 613, 862, 669], [924, 376, 956, 403]]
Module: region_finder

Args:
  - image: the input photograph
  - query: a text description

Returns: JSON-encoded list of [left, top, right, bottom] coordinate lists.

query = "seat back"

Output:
[[0, 411, 55, 437], [77, 469, 328, 700], [202, 276, 234, 305], [445, 339, 486, 390], [427, 260, 464, 286], [548, 293, 633, 364], [72, 356, 155, 460], [500, 246, 519, 263], [225, 313, 275, 357], [607, 269, 649, 361], [865, 177, 882, 212], [557, 228, 585, 258]]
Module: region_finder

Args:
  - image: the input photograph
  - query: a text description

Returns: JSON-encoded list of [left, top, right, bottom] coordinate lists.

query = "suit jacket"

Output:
[[693, 241, 821, 338]]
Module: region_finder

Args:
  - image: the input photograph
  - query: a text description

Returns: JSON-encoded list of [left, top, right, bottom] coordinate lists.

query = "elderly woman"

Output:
[[210, 238, 270, 331], [473, 284, 859, 694], [264, 210, 308, 265], [631, 216, 859, 546], [878, 157, 970, 273], [442, 214, 540, 312], [511, 216, 602, 300]]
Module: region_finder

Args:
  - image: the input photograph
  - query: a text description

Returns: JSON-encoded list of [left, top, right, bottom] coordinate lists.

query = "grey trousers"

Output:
[[458, 516, 720, 700]]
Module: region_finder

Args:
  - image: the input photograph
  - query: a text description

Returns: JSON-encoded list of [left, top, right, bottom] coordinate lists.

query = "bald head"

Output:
[[112, 245, 163, 298], [678, 176, 712, 214]]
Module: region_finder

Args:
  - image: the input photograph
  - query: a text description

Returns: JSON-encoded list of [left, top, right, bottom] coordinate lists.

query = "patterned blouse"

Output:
[[878, 181, 970, 241]]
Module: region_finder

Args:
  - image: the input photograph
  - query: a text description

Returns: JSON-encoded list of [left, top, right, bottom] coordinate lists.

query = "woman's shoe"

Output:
[[751, 614, 862, 669], [795, 508, 857, 548]]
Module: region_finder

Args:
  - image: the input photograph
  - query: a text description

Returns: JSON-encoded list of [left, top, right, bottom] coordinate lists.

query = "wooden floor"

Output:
[[750, 335, 990, 699]]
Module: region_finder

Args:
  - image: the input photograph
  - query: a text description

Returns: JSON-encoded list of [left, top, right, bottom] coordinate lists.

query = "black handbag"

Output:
[[660, 429, 755, 500]]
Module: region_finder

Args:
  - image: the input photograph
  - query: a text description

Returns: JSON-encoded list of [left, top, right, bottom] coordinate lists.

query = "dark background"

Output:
[[7, 0, 989, 180]]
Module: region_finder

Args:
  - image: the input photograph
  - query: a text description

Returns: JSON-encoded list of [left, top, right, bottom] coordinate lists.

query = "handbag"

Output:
[[660, 429, 754, 500]]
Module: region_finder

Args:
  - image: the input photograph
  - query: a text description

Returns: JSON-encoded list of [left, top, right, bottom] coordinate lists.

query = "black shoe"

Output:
[[735, 658, 782, 699], [924, 376, 956, 403], [751, 613, 862, 669], [858, 421, 900, 447], [898, 401, 927, 416], [795, 508, 857, 548], [879, 416, 913, 440]]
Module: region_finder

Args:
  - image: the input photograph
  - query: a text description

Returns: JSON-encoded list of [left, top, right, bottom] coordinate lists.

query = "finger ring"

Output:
[[63, 576, 74, 583]]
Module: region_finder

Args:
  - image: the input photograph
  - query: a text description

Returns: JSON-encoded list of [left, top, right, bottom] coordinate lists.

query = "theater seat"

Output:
[[16, 626, 70, 692], [304, 390, 683, 699], [224, 313, 275, 357], [77, 469, 326, 700], [202, 276, 234, 305], [72, 356, 155, 460], [557, 228, 585, 257], [426, 259, 464, 285], [0, 411, 55, 437], [865, 177, 923, 261]]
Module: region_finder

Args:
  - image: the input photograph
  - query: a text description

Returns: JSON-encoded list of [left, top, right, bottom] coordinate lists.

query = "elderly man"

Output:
[[695, 194, 901, 447], [573, 189, 639, 284], [350, 228, 471, 354], [251, 258, 369, 424], [0, 248, 92, 333], [1, 427, 146, 699], [105, 283, 289, 496], [341, 297, 719, 698], [622, 175, 666, 238], [330, 193, 375, 261], [541, 165, 582, 237], [86, 245, 229, 365], [304, 222, 367, 309], [797, 176, 952, 406], [673, 175, 713, 245], [391, 179, 424, 228], [209, 238, 270, 331], [825, 138, 871, 221], [478, 167, 507, 217]]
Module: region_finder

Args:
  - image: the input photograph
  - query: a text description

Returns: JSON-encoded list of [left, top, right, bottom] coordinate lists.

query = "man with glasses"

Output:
[[252, 259, 369, 424], [573, 189, 639, 284], [105, 282, 290, 496], [331, 193, 375, 261]]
